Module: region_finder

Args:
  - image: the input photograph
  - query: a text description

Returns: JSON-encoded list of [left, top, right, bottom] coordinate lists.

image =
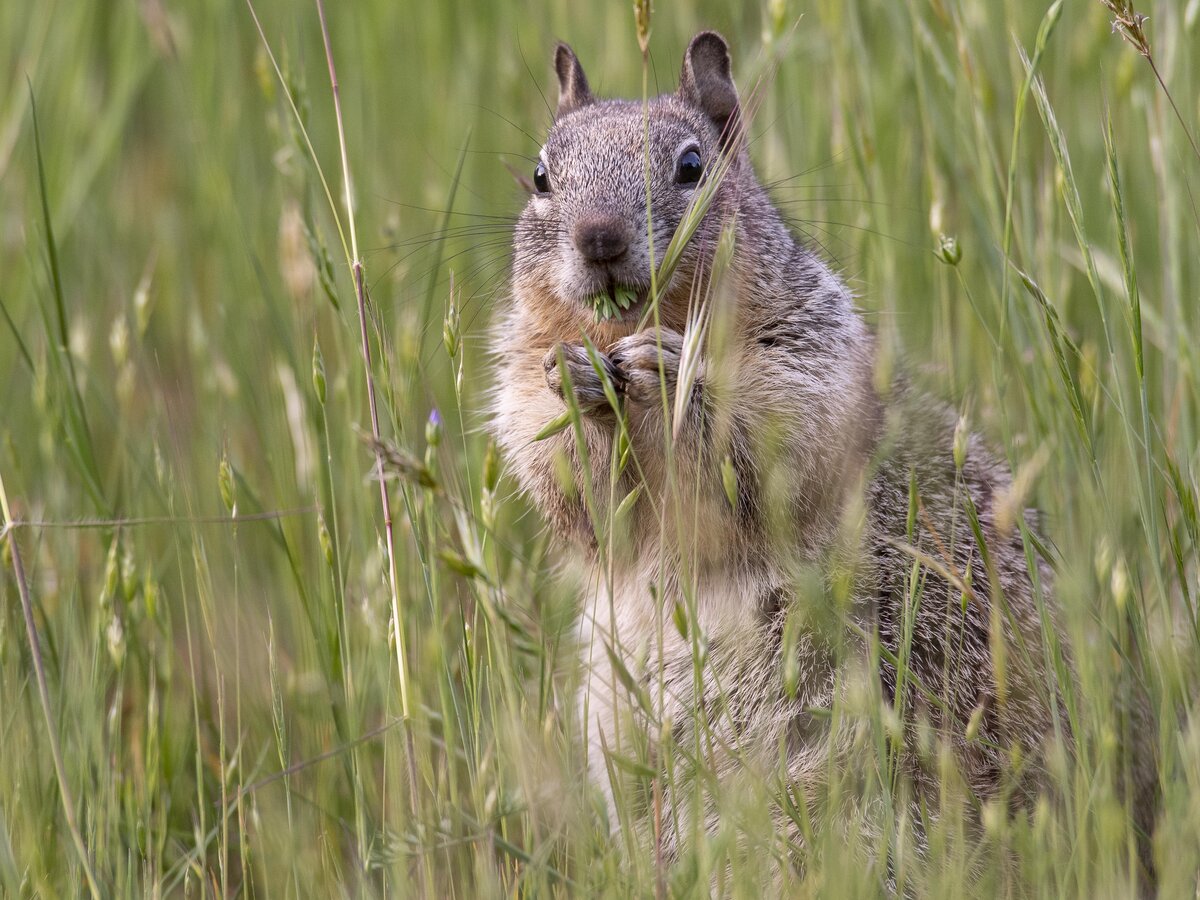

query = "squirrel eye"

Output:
[[533, 162, 551, 194], [676, 149, 702, 185]]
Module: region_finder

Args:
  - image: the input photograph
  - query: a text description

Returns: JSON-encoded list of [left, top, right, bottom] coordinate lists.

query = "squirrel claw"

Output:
[[610, 329, 684, 405], [543, 343, 620, 413]]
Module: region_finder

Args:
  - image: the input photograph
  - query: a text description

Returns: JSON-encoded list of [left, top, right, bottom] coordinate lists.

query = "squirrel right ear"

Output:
[[679, 32, 740, 146], [554, 43, 593, 116]]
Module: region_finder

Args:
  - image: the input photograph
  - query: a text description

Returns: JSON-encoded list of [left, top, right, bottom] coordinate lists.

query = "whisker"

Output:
[[517, 32, 554, 124], [463, 103, 543, 149]]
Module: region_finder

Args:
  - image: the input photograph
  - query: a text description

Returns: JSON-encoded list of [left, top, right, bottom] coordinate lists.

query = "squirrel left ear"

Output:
[[679, 31, 740, 146], [554, 43, 593, 116]]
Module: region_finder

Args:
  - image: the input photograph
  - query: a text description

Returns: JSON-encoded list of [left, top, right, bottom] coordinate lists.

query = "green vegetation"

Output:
[[1, 0, 1198, 895]]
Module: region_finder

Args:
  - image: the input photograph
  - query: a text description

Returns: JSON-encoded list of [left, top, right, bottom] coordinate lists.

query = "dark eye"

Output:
[[533, 162, 551, 194], [676, 149, 702, 185]]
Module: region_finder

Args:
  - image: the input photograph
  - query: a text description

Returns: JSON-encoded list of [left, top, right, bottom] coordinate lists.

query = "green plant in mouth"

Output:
[[589, 285, 639, 322]]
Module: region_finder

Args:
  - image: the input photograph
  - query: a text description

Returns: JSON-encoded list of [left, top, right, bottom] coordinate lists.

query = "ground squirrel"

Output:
[[490, 31, 1153, 877]]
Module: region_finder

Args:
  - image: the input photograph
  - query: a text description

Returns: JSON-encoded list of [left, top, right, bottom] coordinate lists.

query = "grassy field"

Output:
[[2, 0, 1199, 895]]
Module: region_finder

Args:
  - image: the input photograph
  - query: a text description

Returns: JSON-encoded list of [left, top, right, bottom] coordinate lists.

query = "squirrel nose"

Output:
[[573, 214, 631, 264]]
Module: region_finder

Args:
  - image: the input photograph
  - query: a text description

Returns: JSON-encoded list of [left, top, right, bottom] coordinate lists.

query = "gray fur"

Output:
[[489, 31, 1156, 884]]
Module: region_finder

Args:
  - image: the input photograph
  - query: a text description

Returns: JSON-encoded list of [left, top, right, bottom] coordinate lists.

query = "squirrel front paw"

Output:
[[543, 343, 621, 413], [610, 329, 685, 406]]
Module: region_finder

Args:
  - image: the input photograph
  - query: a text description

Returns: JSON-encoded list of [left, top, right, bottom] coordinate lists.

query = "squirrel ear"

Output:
[[554, 43, 593, 116], [679, 31, 740, 145]]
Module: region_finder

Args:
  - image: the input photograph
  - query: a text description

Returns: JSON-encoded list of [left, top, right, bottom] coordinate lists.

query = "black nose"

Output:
[[573, 214, 630, 263]]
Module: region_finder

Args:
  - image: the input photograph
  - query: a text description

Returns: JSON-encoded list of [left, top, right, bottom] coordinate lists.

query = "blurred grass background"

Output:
[[1, 0, 1199, 895]]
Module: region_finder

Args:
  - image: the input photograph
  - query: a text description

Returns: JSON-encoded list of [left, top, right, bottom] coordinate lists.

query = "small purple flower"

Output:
[[426, 408, 442, 447]]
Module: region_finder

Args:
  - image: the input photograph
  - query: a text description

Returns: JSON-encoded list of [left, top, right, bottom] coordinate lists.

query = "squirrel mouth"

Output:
[[586, 282, 649, 323]]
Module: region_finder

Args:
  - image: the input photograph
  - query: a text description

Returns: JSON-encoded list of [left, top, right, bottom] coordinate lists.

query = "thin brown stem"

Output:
[[1146, 55, 1200, 166], [1099, 0, 1200, 166], [314, 0, 410, 720], [313, 5, 424, 881]]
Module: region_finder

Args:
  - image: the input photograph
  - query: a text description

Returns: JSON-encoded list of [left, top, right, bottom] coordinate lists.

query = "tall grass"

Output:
[[0, 0, 1197, 895]]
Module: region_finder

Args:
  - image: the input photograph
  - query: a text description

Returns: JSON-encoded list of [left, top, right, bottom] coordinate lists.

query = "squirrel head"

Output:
[[512, 31, 745, 342]]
